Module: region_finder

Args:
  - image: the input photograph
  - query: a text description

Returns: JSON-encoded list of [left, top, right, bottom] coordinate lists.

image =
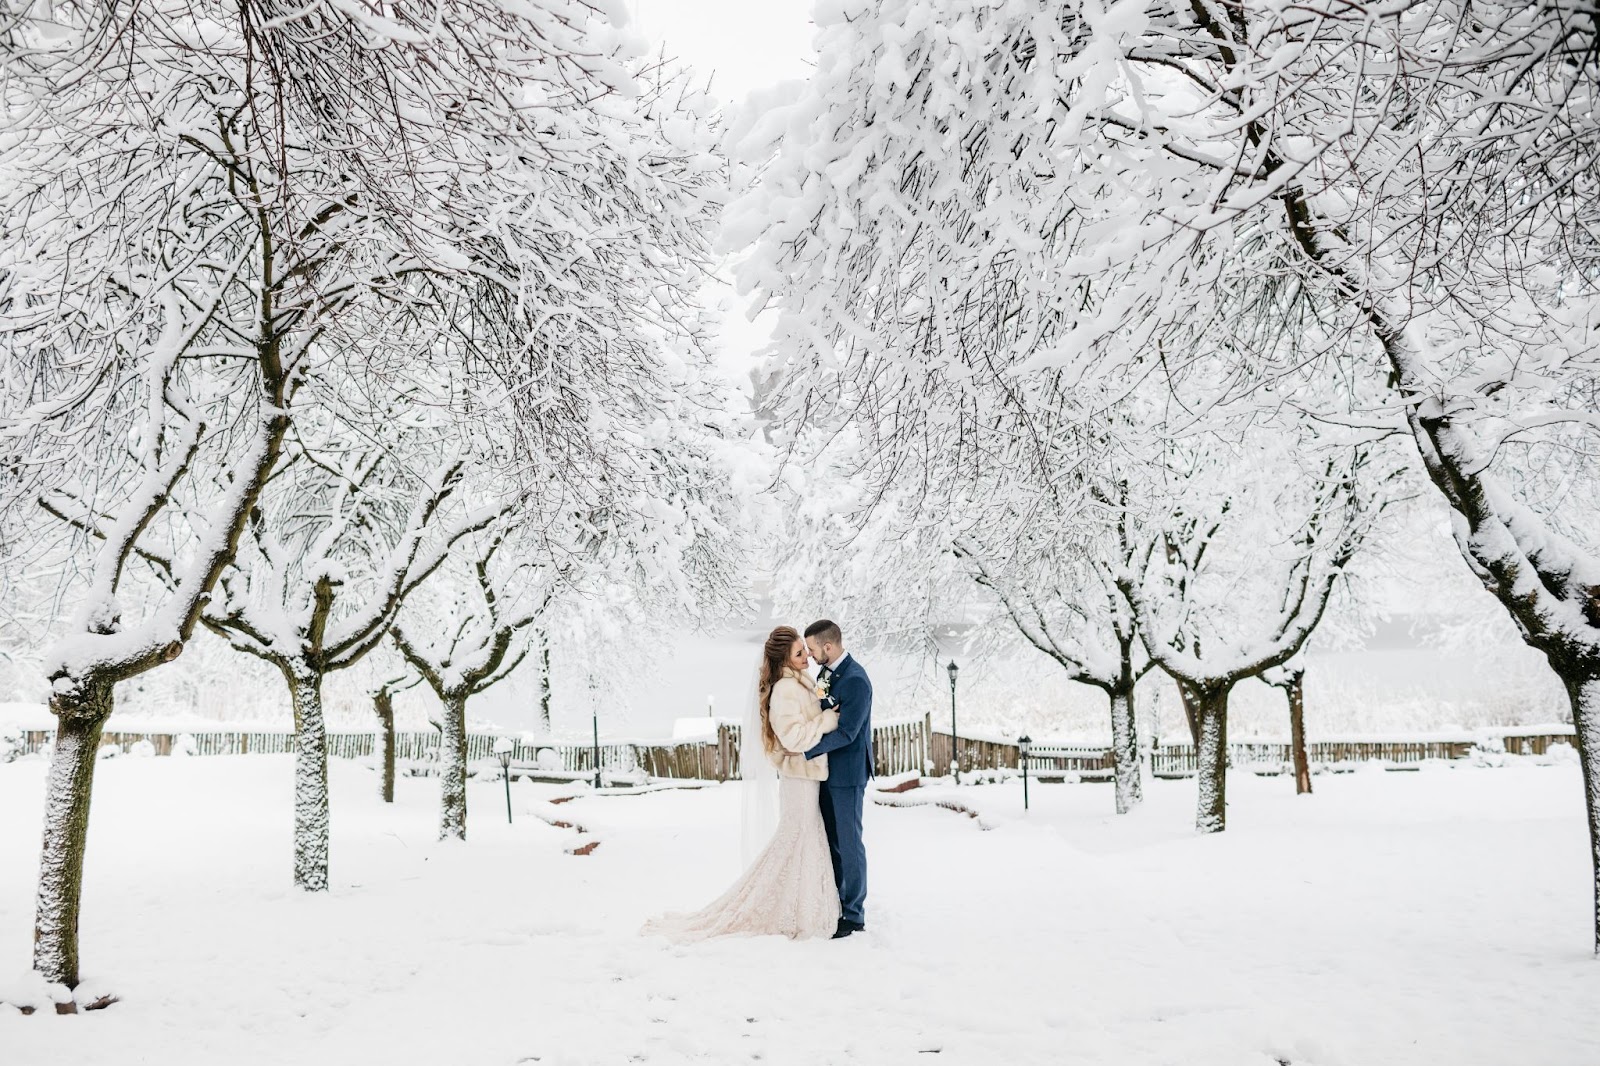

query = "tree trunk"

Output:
[[1286, 666, 1312, 796], [1108, 679, 1142, 815], [1177, 681, 1202, 746], [439, 690, 469, 841], [287, 667, 331, 892], [32, 678, 114, 989], [374, 689, 396, 804], [537, 629, 552, 733], [1190, 682, 1231, 834], [1566, 673, 1600, 956]]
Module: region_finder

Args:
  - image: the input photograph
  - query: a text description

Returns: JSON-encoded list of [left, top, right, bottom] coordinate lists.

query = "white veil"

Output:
[[739, 654, 780, 867]]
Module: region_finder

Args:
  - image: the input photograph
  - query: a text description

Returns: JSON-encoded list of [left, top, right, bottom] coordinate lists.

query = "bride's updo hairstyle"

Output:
[[757, 626, 801, 756]]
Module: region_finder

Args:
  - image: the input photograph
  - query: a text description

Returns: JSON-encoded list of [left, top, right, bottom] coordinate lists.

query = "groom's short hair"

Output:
[[804, 619, 842, 645]]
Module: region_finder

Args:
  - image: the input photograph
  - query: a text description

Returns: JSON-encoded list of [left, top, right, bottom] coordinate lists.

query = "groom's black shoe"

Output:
[[831, 920, 865, 939]]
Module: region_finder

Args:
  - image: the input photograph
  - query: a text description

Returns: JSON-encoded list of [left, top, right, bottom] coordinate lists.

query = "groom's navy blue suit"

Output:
[[805, 654, 873, 926]]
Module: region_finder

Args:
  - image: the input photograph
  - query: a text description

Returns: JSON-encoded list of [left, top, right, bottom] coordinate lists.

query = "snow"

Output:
[[0, 703, 53, 731], [3, 756, 1598, 1063], [0, 704, 299, 737], [670, 716, 721, 741]]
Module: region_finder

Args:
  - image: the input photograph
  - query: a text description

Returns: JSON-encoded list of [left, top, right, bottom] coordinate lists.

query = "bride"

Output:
[[644, 625, 842, 941]]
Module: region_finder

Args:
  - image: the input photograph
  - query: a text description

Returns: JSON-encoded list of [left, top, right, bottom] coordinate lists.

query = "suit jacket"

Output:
[[804, 654, 874, 786]]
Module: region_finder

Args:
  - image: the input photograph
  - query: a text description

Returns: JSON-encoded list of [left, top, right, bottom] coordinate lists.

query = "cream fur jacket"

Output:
[[766, 668, 840, 780]]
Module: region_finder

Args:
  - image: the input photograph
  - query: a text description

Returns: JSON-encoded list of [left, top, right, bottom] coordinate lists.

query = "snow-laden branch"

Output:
[[1116, 444, 1398, 688], [953, 535, 1126, 689], [392, 522, 571, 700]]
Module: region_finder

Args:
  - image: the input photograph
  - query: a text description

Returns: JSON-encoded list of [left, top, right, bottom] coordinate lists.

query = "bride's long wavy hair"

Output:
[[757, 626, 801, 756]]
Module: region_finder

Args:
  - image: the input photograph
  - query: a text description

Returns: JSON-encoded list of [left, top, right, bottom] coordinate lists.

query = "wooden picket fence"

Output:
[[927, 731, 1113, 776], [711, 717, 931, 780], [1147, 738, 1480, 778], [14, 720, 1574, 782], [14, 716, 935, 781], [19, 729, 381, 760], [1500, 732, 1572, 756]]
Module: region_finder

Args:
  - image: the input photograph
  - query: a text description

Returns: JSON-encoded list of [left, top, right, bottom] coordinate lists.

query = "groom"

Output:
[[802, 619, 873, 939]]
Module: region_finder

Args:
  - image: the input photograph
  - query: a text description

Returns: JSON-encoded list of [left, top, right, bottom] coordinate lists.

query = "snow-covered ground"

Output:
[[2, 756, 1597, 1065]]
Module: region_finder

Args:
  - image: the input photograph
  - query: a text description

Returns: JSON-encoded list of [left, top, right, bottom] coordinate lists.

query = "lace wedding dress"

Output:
[[643, 776, 841, 942]]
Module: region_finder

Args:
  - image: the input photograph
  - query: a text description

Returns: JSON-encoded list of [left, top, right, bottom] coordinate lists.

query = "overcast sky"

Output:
[[621, 0, 822, 390], [629, 0, 818, 104]]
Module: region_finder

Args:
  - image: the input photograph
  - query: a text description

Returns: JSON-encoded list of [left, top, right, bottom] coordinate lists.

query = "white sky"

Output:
[[627, 0, 818, 104], [625, 1, 820, 383]]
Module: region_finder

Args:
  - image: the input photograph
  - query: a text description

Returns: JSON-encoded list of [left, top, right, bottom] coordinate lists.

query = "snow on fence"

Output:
[[11, 720, 1575, 781]]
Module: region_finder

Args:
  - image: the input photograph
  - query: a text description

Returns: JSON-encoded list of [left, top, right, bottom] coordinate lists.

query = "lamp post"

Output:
[[1019, 734, 1032, 811], [946, 660, 960, 786], [592, 701, 602, 791], [494, 737, 515, 824]]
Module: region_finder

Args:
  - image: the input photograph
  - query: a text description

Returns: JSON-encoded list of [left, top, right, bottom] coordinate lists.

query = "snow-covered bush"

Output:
[[1539, 743, 1581, 768], [1470, 737, 1509, 769], [603, 768, 649, 789], [0, 724, 22, 765]]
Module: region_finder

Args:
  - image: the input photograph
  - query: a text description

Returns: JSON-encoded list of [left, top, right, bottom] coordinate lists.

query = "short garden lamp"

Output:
[[946, 660, 960, 785], [1019, 734, 1033, 811], [493, 737, 515, 824]]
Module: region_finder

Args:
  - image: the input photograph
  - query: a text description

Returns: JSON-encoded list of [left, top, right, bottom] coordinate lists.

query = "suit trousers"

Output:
[[819, 782, 867, 925]]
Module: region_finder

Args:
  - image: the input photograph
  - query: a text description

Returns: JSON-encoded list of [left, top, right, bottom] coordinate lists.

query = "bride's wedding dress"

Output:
[[644, 668, 841, 942]]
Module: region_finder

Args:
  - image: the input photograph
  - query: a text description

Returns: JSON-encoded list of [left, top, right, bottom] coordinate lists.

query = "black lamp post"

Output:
[[1019, 734, 1032, 811], [494, 738, 515, 824], [946, 660, 960, 786], [592, 701, 602, 791]]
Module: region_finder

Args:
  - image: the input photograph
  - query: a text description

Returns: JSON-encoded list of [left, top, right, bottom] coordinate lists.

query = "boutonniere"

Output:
[[815, 675, 831, 700]]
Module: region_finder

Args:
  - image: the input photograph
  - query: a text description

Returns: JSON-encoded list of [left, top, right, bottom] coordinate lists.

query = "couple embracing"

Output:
[[646, 620, 873, 942]]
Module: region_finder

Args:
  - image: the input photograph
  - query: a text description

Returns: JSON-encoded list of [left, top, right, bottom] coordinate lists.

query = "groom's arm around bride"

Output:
[[802, 665, 870, 767], [806, 665, 870, 765], [800, 621, 874, 777]]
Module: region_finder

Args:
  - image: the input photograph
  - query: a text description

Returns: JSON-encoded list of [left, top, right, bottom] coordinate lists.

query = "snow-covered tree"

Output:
[[392, 526, 567, 841], [366, 668, 420, 805], [2, 0, 730, 987], [534, 627, 554, 734], [953, 498, 1153, 814], [3, 1, 351, 987], [201, 436, 504, 888], [1116, 441, 1402, 833], [1260, 658, 1312, 796], [729, 0, 1600, 948]]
